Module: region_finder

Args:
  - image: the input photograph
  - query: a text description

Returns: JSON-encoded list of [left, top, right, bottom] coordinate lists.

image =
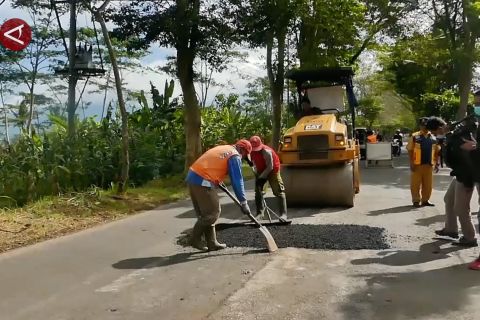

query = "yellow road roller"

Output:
[[279, 67, 360, 207]]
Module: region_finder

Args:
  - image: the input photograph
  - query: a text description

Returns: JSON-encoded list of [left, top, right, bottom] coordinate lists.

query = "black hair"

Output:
[[418, 117, 428, 126], [426, 116, 447, 131]]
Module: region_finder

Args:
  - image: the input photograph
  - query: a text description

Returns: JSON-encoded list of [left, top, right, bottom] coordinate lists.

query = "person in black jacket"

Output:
[[434, 116, 480, 248]]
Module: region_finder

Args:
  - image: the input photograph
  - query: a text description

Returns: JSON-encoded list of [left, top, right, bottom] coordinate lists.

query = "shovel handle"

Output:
[[218, 183, 262, 228]]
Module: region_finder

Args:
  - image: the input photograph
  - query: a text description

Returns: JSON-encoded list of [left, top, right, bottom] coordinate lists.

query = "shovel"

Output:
[[218, 183, 278, 253]]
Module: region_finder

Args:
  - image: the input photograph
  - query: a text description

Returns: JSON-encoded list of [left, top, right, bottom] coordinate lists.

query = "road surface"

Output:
[[1, 155, 479, 320]]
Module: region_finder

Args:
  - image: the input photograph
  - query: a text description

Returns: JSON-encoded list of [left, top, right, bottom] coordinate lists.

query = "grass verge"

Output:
[[0, 165, 254, 253]]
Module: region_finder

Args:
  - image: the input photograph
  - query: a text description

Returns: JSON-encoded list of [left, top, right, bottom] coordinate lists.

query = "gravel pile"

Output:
[[215, 223, 390, 250]]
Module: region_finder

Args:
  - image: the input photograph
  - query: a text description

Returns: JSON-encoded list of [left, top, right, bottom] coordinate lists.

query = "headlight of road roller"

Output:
[[335, 134, 345, 146], [283, 136, 292, 148]]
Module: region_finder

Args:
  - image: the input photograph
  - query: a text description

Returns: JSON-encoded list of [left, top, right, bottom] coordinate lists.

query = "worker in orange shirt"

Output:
[[366, 130, 377, 143], [406, 117, 444, 207], [186, 140, 253, 251]]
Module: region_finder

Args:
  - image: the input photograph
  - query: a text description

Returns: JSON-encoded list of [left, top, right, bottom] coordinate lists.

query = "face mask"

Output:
[[474, 105, 480, 116]]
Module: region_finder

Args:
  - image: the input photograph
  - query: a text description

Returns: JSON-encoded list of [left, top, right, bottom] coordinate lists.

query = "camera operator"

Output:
[[434, 114, 480, 248]]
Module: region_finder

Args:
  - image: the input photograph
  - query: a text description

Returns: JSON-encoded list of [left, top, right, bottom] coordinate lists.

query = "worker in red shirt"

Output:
[[249, 136, 288, 219]]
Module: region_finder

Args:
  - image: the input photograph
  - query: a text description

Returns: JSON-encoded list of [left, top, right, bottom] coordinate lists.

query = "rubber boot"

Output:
[[278, 195, 288, 220], [255, 187, 266, 218], [190, 222, 208, 251], [205, 225, 227, 251]]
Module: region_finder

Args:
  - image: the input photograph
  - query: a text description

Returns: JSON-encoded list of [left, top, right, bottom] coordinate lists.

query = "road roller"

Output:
[[279, 67, 360, 207]]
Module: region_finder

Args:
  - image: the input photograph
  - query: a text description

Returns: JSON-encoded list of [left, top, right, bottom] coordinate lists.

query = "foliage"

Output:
[[201, 93, 271, 148], [129, 80, 185, 184], [296, 0, 366, 68], [357, 96, 383, 128], [379, 33, 460, 119]]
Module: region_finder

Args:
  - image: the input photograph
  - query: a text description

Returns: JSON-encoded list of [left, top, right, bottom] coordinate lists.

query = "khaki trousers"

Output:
[[188, 184, 221, 226], [444, 179, 476, 240], [255, 172, 285, 213], [410, 164, 433, 203]]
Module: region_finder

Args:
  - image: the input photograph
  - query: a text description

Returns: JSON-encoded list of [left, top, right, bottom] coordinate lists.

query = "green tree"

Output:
[[109, 0, 238, 168], [296, 0, 365, 68], [233, 0, 301, 150], [379, 33, 458, 119], [358, 96, 383, 128], [429, 0, 480, 119]]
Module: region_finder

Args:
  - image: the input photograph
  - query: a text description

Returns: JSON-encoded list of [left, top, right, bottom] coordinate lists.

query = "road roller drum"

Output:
[[282, 162, 355, 207]]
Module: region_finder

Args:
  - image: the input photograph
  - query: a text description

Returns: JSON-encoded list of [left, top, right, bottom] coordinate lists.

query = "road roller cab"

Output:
[[279, 67, 360, 207]]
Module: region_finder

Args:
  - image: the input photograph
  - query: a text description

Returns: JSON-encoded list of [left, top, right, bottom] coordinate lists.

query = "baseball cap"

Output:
[[235, 139, 252, 154], [249, 136, 263, 151]]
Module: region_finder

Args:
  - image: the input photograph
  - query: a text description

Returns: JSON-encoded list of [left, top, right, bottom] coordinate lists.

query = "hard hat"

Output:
[[235, 139, 252, 154], [249, 135, 264, 152]]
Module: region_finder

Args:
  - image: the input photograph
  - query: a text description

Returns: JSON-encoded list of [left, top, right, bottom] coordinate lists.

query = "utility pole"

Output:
[[67, 0, 77, 136]]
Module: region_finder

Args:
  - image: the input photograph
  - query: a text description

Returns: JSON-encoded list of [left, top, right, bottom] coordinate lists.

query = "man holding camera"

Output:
[[434, 114, 480, 248]]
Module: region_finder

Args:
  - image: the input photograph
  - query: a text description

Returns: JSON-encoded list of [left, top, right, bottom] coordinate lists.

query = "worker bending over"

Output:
[[186, 140, 253, 251], [249, 136, 288, 220], [406, 117, 443, 207]]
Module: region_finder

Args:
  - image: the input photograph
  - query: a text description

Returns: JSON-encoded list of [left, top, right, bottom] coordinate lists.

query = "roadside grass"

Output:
[[0, 165, 254, 253]]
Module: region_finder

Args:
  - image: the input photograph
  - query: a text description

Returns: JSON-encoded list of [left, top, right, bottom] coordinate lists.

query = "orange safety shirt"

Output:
[[190, 145, 239, 184], [367, 134, 377, 143]]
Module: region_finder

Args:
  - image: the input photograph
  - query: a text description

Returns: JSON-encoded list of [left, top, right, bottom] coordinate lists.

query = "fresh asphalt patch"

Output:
[[178, 224, 391, 250]]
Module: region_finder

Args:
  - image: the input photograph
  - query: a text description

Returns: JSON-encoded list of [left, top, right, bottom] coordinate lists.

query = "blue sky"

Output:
[[0, 1, 266, 126]]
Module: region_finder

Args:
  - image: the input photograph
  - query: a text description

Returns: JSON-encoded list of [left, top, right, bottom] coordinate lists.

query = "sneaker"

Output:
[[468, 259, 480, 270], [435, 229, 459, 239], [451, 237, 478, 247]]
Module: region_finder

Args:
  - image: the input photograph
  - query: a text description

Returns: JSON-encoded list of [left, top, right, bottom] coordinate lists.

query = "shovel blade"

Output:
[[259, 226, 278, 252]]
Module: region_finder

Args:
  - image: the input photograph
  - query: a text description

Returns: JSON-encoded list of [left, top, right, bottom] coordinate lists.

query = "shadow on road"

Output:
[[341, 262, 480, 320], [112, 249, 266, 270], [415, 214, 446, 226], [350, 240, 464, 267], [368, 205, 419, 216]]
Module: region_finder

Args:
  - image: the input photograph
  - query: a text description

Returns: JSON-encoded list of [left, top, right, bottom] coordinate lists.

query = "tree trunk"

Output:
[[67, 0, 77, 136], [0, 83, 10, 147], [267, 32, 286, 151], [101, 69, 111, 120], [26, 84, 35, 135], [94, 2, 130, 195], [456, 2, 475, 121], [178, 48, 202, 169], [457, 58, 472, 120]]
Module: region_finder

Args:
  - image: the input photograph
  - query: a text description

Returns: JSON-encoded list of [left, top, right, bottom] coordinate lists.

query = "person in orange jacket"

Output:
[[186, 139, 253, 251]]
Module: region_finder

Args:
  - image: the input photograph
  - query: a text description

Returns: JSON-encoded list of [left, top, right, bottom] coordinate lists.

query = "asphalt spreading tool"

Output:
[[246, 162, 291, 226], [218, 183, 278, 253], [254, 185, 292, 226]]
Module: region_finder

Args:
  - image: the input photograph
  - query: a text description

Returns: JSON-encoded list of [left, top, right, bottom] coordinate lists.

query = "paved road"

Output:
[[1, 155, 480, 320]]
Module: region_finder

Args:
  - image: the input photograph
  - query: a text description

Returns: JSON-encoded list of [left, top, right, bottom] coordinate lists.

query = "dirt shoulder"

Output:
[[0, 167, 254, 254]]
